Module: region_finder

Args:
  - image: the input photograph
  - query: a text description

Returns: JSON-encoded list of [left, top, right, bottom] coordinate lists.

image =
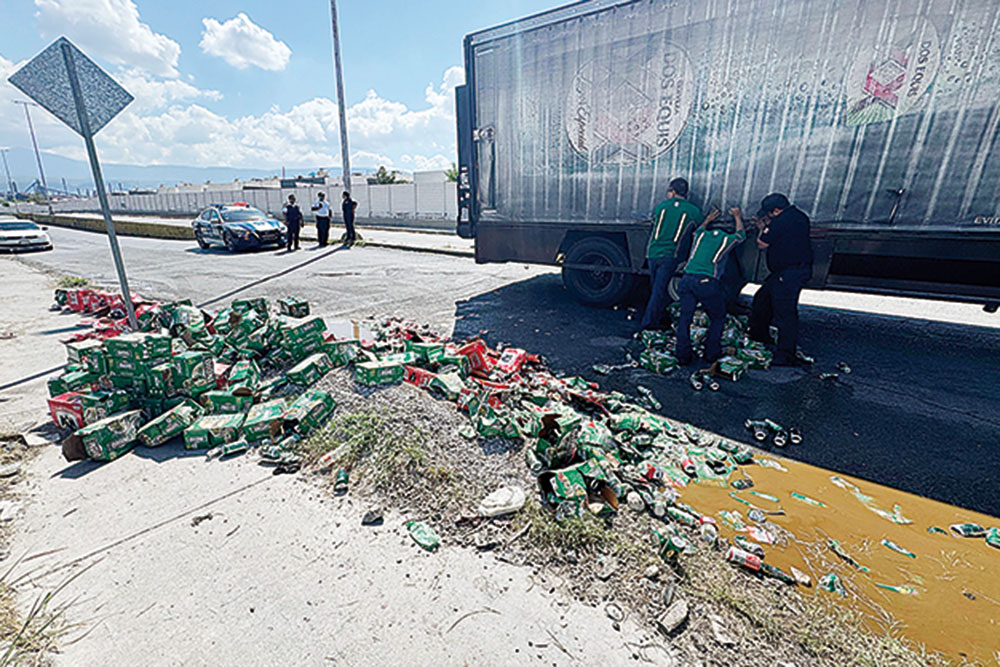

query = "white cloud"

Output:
[[0, 54, 78, 151], [400, 154, 454, 171], [199, 13, 290, 71], [115, 69, 222, 112], [0, 55, 464, 174], [34, 0, 181, 77]]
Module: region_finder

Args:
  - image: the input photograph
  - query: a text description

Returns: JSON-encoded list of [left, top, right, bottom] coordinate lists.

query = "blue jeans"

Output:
[[639, 256, 680, 330], [676, 273, 726, 363]]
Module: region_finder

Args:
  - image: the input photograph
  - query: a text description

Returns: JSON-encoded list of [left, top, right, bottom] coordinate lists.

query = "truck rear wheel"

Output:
[[561, 237, 634, 307]]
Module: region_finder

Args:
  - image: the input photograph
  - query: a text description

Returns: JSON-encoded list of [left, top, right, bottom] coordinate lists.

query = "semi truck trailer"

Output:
[[454, 0, 1000, 309]]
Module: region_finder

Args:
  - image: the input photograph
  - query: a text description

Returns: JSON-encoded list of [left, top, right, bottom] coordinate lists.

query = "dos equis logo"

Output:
[[566, 41, 694, 166], [845, 16, 940, 126]]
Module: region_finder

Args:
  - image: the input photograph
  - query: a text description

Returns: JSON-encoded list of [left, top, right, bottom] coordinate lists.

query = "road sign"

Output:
[[8, 37, 133, 137], [8, 37, 138, 329]]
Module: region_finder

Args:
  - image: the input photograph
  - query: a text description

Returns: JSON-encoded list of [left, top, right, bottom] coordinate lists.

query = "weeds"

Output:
[[302, 407, 429, 491], [512, 499, 611, 553], [0, 557, 93, 666], [54, 276, 91, 289]]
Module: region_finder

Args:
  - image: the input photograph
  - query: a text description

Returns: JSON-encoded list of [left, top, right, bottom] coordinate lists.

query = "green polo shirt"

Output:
[[647, 197, 702, 259], [684, 227, 746, 279]]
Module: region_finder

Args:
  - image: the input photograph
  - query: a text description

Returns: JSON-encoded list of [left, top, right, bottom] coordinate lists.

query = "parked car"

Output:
[[191, 203, 286, 251], [0, 217, 53, 252]]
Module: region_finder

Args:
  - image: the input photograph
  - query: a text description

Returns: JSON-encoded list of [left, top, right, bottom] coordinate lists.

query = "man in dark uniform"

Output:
[[283, 194, 303, 251], [746, 193, 813, 366], [638, 178, 702, 331], [675, 208, 743, 365], [342, 191, 358, 245]]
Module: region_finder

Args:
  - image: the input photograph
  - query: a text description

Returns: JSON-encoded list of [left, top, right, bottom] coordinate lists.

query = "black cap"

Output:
[[756, 193, 789, 218]]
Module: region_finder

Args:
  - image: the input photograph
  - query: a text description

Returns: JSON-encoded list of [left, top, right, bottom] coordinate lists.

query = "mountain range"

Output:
[[0, 146, 363, 194]]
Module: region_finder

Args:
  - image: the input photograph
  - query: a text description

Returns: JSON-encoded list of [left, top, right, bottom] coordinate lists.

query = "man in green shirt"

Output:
[[639, 178, 703, 330], [675, 208, 745, 365]]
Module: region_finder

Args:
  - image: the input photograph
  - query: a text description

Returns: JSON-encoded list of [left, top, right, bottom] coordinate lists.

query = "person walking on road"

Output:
[[342, 191, 358, 245], [283, 194, 303, 251], [311, 192, 332, 247], [638, 178, 703, 331], [745, 193, 814, 366], [674, 208, 744, 365]]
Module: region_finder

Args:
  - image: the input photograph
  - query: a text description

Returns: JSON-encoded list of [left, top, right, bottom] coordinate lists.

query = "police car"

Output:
[[191, 203, 286, 252]]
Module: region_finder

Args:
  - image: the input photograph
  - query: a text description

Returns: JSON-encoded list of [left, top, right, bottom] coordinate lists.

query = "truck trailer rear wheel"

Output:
[[561, 237, 634, 307]]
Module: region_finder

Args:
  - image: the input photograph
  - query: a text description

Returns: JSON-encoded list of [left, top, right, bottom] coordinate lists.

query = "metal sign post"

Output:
[[60, 41, 138, 329], [8, 37, 138, 329]]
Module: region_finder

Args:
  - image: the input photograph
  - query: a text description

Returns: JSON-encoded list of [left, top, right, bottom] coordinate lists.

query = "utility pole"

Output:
[[13, 100, 48, 200], [0, 148, 13, 199], [328, 0, 351, 193]]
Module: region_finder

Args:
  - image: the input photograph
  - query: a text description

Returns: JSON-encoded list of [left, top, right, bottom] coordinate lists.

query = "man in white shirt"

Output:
[[311, 192, 332, 247]]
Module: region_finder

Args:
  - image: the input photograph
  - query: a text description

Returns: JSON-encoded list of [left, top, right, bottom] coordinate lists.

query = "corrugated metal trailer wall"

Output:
[[469, 0, 1000, 227]]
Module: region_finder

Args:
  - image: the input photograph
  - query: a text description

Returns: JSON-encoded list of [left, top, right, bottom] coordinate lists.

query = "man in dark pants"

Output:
[[675, 208, 743, 365], [746, 193, 814, 366], [638, 177, 703, 331], [342, 191, 358, 245], [311, 192, 331, 247], [283, 194, 303, 251]]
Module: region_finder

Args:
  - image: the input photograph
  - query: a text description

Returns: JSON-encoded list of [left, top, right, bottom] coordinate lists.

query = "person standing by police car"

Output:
[[745, 193, 813, 366], [283, 194, 303, 251], [342, 191, 358, 245], [311, 192, 332, 247]]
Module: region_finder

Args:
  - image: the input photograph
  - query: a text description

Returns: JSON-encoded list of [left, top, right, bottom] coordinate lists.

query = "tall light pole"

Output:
[[329, 0, 351, 193], [13, 100, 48, 200], [0, 148, 14, 199]]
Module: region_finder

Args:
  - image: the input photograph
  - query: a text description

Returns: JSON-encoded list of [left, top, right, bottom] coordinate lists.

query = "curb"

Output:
[[18, 212, 474, 258]]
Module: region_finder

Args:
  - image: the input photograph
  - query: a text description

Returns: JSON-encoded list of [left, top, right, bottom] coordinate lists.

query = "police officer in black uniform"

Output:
[[747, 193, 813, 366]]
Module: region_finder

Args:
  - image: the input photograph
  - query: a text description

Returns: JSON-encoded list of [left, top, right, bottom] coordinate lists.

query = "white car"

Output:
[[0, 217, 53, 252]]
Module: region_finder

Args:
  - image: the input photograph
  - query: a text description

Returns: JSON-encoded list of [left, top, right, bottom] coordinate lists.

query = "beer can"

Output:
[[726, 546, 762, 571]]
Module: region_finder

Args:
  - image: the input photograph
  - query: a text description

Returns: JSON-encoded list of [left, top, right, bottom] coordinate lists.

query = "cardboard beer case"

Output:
[[183, 413, 245, 450], [354, 360, 404, 387], [277, 296, 310, 318], [62, 409, 146, 462], [282, 389, 336, 436], [286, 352, 333, 386], [137, 398, 203, 447], [241, 399, 287, 443]]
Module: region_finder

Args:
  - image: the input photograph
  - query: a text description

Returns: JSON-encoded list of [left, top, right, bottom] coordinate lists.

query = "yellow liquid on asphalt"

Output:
[[679, 454, 1000, 663]]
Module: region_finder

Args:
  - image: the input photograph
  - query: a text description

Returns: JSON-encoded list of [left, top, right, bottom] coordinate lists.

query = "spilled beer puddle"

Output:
[[680, 454, 1000, 662]]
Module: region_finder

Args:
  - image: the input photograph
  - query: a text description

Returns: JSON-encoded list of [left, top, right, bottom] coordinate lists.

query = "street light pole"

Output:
[[328, 0, 351, 194], [13, 101, 49, 201], [0, 148, 13, 199]]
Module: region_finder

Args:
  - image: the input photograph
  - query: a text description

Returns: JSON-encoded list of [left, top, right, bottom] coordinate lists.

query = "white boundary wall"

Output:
[[45, 181, 458, 221]]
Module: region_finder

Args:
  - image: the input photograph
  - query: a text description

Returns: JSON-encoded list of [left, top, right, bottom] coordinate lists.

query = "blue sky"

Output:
[[1, 0, 557, 173]]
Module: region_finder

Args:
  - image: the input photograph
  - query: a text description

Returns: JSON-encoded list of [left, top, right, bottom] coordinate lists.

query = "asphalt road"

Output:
[[18, 227, 1000, 517]]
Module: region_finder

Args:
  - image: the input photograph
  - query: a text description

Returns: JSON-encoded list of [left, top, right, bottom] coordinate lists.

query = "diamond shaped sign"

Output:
[[8, 36, 133, 136]]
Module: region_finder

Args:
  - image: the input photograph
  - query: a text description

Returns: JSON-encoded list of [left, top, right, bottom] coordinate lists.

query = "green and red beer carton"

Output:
[[354, 360, 404, 387], [277, 296, 310, 318], [62, 409, 146, 462], [286, 352, 334, 386], [137, 398, 204, 447], [241, 399, 286, 443], [183, 413, 246, 450], [282, 389, 336, 436]]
